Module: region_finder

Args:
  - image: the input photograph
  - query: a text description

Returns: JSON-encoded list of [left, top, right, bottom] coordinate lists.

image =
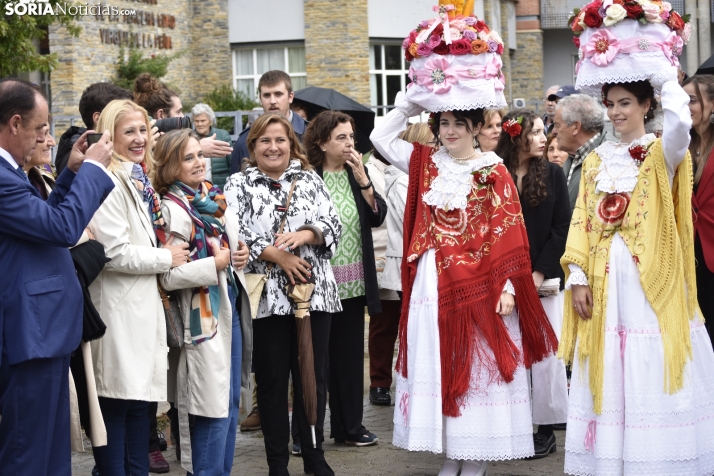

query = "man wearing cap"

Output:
[[551, 93, 608, 214], [543, 85, 560, 133]]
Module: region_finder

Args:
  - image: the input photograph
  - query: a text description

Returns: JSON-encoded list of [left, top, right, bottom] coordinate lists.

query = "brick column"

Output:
[[512, 0, 544, 107], [304, 0, 371, 105]]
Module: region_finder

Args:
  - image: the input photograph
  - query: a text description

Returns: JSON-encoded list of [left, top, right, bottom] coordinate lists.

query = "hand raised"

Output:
[[68, 130, 113, 172], [200, 134, 233, 157]]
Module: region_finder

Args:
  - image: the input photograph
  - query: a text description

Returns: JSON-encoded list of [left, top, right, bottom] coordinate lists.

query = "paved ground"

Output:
[[71, 318, 567, 476]]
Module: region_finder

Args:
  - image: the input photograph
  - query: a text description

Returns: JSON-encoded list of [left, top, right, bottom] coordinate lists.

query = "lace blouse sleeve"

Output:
[[370, 92, 421, 174], [661, 80, 693, 185], [564, 264, 589, 289]]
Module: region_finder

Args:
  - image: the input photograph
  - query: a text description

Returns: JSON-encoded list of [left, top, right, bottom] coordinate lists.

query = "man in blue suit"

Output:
[[0, 79, 115, 476], [229, 70, 307, 174]]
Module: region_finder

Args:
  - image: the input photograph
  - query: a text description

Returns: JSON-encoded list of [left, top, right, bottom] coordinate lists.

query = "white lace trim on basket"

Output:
[[593, 135, 656, 194], [565, 264, 589, 290], [423, 149, 502, 210]]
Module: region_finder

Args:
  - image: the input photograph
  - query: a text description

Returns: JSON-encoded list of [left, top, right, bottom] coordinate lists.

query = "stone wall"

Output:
[[49, 0, 229, 122], [510, 31, 544, 108], [304, 0, 371, 105]]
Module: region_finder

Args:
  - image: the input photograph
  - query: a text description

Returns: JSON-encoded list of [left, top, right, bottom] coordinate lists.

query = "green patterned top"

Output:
[[323, 170, 365, 300]]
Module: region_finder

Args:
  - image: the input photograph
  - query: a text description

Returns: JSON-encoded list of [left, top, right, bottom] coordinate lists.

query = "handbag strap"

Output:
[[267, 176, 298, 273]]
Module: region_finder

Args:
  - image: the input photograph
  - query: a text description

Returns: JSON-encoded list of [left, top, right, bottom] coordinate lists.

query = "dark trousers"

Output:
[[696, 236, 714, 343], [253, 312, 331, 471], [368, 298, 401, 389], [148, 401, 160, 452], [92, 397, 150, 476], [0, 355, 71, 476], [329, 296, 368, 440]]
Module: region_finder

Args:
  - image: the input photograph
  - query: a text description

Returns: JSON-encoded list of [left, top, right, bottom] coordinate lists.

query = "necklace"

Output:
[[601, 159, 637, 193], [449, 149, 477, 164]]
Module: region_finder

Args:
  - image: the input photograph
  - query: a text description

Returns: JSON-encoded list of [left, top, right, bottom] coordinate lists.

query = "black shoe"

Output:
[[552, 422, 567, 431], [369, 387, 391, 406], [304, 460, 335, 476], [157, 430, 167, 452], [292, 443, 302, 456], [268, 468, 290, 476], [526, 432, 556, 460]]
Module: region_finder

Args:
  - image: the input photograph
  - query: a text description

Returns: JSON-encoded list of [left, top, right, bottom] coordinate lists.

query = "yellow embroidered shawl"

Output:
[[558, 139, 699, 414]]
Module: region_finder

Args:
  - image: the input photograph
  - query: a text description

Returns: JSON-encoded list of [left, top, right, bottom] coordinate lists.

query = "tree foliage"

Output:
[[0, 1, 81, 77], [112, 46, 182, 90], [198, 85, 258, 132]]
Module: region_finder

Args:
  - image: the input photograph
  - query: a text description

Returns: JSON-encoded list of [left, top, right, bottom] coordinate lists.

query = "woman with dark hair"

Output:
[[223, 113, 342, 476], [494, 109, 571, 459], [683, 74, 714, 339], [545, 133, 568, 167], [371, 99, 558, 476], [560, 78, 714, 473], [133, 73, 183, 119], [304, 110, 387, 447]]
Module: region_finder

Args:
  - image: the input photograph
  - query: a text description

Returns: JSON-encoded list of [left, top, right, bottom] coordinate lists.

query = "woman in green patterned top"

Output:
[[305, 111, 387, 447]]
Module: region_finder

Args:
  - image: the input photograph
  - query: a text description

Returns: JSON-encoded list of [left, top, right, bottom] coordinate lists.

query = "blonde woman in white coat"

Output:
[[88, 100, 190, 475], [152, 129, 251, 475]]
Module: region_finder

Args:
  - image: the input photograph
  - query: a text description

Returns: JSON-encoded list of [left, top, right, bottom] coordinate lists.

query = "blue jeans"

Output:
[[92, 398, 150, 476], [188, 288, 242, 476]]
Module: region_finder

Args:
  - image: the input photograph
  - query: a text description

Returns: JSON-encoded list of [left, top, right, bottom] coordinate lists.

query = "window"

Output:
[[232, 45, 307, 99], [369, 43, 411, 116]]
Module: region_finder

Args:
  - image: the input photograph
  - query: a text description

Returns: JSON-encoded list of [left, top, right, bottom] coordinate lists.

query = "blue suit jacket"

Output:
[[0, 159, 114, 365], [229, 113, 308, 175]]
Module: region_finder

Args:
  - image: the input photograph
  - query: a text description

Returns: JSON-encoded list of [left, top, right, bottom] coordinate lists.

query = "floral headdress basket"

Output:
[[403, 0, 508, 112], [570, 0, 691, 96]]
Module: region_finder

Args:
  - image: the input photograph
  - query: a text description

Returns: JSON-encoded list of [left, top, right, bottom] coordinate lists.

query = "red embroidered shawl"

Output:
[[396, 144, 558, 417]]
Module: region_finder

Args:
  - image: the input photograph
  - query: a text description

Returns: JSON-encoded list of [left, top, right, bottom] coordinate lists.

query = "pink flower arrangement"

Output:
[[404, 14, 503, 61], [569, 0, 691, 43]]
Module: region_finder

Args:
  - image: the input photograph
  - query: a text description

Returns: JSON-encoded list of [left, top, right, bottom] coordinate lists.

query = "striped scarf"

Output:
[[162, 181, 238, 344], [130, 163, 164, 230]]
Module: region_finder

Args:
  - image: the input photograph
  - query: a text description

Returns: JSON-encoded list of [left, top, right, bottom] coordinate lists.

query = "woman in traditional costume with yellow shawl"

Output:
[[371, 3, 558, 475], [561, 4, 714, 475]]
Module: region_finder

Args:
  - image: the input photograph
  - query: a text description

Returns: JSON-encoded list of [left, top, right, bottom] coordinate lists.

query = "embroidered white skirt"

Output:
[[531, 292, 569, 425], [392, 249, 535, 461], [564, 234, 714, 476]]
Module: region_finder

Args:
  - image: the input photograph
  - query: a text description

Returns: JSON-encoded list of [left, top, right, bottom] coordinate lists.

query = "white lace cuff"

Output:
[[503, 279, 515, 296], [564, 264, 589, 289], [394, 91, 425, 118]]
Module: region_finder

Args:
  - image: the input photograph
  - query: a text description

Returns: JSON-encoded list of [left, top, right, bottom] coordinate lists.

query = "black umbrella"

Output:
[[696, 54, 714, 75], [293, 86, 375, 154]]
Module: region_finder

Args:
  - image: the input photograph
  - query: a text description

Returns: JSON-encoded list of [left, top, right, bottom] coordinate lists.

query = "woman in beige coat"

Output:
[[152, 129, 252, 475], [87, 100, 191, 476]]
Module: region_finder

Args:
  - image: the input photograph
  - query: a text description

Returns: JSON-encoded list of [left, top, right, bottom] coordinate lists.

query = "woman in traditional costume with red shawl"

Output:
[[370, 4, 558, 476], [560, 5, 714, 475]]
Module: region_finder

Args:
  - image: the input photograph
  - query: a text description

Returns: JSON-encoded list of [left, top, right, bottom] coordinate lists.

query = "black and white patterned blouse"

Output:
[[224, 160, 343, 318]]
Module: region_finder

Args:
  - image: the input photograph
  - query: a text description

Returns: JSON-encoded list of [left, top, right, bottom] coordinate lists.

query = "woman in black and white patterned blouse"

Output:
[[224, 113, 342, 476]]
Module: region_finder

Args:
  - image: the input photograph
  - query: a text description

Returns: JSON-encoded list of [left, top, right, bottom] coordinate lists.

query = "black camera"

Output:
[[154, 116, 192, 133]]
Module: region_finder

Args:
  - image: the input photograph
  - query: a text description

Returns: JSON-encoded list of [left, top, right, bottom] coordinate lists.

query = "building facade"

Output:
[[48, 0, 230, 122], [229, 0, 539, 112]]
